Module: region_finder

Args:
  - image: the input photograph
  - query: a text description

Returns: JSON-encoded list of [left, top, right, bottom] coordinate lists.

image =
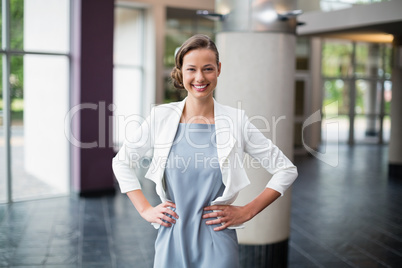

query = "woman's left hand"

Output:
[[202, 205, 252, 231]]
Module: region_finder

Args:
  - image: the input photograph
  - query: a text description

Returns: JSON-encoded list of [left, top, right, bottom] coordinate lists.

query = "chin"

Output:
[[190, 91, 214, 100]]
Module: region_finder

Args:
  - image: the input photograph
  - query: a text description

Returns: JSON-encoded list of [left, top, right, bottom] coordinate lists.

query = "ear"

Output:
[[217, 62, 222, 77]]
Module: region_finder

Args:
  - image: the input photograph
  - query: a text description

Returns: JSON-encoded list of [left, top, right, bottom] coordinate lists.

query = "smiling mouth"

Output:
[[192, 84, 208, 91]]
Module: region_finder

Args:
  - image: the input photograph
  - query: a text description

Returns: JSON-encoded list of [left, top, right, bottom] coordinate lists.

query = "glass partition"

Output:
[[322, 78, 350, 143], [114, 7, 143, 67], [0, 63, 5, 203], [21, 0, 69, 53], [383, 81, 392, 143], [296, 37, 310, 71], [113, 6, 144, 148], [322, 39, 392, 145], [10, 0, 23, 50], [11, 55, 69, 201], [1, 0, 70, 203], [354, 79, 381, 143], [0, 2, 2, 48], [322, 40, 353, 77]]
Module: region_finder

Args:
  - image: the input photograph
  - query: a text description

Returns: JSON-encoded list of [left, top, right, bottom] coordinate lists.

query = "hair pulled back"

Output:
[[170, 34, 219, 89]]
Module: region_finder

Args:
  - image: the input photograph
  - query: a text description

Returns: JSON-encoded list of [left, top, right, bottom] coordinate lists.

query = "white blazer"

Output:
[[112, 98, 298, 228]]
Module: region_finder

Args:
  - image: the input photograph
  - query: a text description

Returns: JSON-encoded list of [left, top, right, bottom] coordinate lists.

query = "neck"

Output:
[[182, 96, 215, 124]]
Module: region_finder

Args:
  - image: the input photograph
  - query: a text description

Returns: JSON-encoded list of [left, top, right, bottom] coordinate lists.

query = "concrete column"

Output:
[[365, 44, 380, 136], [309, 37, 323, 150], [389, 36, 402, 179], [215, 1, 298, 266]]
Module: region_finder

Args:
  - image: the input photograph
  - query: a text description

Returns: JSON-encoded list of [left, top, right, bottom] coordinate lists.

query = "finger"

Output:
[[206, 216, 229, 226], [157, 204, 179, 217], [204, 205, 223, 211], [164, 201, 176, 208], [159, 214, 176, 224], [205, 218, 230, 231], [163, 207, 179, 219], [202, 211, 220, 219], [205, 218, 220, 225], [214, 223, 228, 231], [158, 218, 172, 227], [203, 209, 226, 218]]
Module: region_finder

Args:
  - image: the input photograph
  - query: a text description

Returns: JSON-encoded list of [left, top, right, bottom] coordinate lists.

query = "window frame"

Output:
[[1, 0, 71, 203]]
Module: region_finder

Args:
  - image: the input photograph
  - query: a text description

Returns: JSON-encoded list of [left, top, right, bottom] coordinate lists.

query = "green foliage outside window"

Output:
[[0, 0, 24, 118], [322, 41, 353, 77], [322, 40, 392, 116]]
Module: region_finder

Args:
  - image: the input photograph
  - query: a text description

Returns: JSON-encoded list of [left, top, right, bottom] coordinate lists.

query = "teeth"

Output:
[[194, 85, 207, 89]]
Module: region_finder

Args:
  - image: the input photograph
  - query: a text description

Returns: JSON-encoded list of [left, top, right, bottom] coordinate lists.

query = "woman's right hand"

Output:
[[141, 201, 179, 227]]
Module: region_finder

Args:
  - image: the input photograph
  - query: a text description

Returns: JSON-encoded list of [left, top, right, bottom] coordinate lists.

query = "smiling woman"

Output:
[[164, 8, 216, 104], [181, 49, 221, 101], [112, 34, 298, 268], [170, 35, 221, 124]]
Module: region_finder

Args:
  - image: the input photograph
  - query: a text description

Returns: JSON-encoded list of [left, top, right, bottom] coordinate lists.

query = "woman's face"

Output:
[[182, 48, 221, 101]]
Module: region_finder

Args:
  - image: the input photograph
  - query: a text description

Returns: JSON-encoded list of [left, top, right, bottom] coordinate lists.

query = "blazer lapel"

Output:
[[214, 99, 237, 165], [145, 98, 186, 185], [154, 98, 186, 149]]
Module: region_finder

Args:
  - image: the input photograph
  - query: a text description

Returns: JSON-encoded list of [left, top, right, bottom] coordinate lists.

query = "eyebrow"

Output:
[[185, 64, 215, 68]]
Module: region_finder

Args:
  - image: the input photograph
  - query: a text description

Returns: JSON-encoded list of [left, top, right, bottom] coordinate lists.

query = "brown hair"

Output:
[[170, 34, 219, 89]]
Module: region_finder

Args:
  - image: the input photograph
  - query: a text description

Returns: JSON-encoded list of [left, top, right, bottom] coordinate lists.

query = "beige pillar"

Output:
[[214, 1, 298, 266], [309, 37, 323, 150], [216, 32, 295, 244], [389, 36, 402, 178], [365, 44, 380, 136]]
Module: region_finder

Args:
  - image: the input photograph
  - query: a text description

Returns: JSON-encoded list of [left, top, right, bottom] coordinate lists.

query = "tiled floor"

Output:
[[0, 145, 402, 267], [289, 145, 402, 268]]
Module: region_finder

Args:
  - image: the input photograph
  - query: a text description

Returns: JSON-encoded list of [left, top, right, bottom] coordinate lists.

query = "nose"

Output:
[[195, 70, 205, 83]]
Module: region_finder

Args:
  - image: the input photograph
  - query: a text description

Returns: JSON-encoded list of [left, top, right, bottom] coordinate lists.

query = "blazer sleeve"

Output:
[[242, 114, 298, 196], [112, 111, 154, 193]]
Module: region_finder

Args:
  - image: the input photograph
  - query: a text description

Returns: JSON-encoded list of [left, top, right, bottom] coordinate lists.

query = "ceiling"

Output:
[[297, 1, 402, 44]]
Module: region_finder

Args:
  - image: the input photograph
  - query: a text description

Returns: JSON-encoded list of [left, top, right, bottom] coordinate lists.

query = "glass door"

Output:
[[321, 39, 392, 145]]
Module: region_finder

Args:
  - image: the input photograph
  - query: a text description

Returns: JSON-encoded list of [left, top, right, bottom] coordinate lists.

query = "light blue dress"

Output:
[[154, 123, 239, 268]]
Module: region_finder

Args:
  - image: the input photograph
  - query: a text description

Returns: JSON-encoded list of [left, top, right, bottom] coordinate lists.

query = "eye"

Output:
[[186, 68, 195, 71], [204, 67, 214, 71]]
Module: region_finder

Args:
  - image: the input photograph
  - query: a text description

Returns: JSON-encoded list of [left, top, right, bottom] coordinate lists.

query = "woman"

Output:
[[112, 34, 298, 267]]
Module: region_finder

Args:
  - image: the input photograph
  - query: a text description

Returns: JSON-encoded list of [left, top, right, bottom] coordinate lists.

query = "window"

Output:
[[113, 5, 145, 148], [0, 0, 70, 202], [296, 37, 310, 71], [321, 39, 392, 144], [320, 0, 391, 12]]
